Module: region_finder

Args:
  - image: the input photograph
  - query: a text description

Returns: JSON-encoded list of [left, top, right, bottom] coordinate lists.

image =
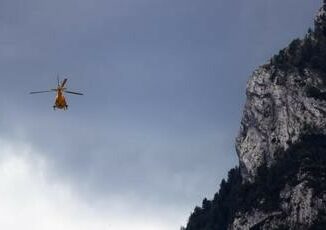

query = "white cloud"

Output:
[[0, 139, 183, 230]]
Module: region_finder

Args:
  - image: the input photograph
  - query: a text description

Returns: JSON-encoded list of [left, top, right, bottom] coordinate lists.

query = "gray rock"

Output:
[[230, 170, 326, 230], [236, 66, 326, 182], [230, 2, 326, 229], [184, 3, 326, 230], [236, 1, 326, 183]]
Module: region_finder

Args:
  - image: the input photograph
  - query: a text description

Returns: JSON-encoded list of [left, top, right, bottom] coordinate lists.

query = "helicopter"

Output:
[[30, 76, 83, 110]]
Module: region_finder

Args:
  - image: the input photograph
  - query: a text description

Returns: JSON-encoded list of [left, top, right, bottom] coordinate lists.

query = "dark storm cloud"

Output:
[[0, 0, 321, 226]]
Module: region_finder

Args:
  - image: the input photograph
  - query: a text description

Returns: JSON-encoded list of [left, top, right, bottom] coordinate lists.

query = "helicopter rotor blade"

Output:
[[64, 90, 83, 95], [61, 78, 68, 88], [30, 90, 53, 94]]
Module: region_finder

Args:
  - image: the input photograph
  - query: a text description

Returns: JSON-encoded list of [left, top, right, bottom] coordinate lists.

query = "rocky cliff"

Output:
[[184, 2, 326, 229], [236, 6, 326, 182]]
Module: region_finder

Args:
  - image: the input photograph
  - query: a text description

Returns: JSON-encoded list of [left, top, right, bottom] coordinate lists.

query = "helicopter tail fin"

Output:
[[61, 78, 68, 88]]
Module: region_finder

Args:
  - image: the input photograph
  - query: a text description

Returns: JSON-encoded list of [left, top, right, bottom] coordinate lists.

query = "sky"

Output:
[[0, 0, 321, 229]]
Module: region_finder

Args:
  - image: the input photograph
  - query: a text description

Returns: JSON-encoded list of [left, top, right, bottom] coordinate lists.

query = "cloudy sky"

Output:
[[0, 0, 321, 229]]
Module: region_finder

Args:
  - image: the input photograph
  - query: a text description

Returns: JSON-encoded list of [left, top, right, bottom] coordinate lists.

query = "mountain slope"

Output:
[[184, 2, 326, 229], [185, 135, 326, 230]]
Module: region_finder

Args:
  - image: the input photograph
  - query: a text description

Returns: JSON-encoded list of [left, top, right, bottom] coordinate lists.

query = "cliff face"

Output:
[[236, 3, 326, 182], [235, 66, 326, 182], [184, 2, 326, 230], [185, 136, 326, 230], [230, 135, 326, 230]]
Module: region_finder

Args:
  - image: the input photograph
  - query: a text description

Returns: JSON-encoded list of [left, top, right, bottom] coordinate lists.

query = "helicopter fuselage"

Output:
[[54, 89, 68, 110]]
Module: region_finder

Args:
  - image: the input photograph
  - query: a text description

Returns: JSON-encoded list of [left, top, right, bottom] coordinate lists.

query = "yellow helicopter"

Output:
[[30, 77, 83, 110]]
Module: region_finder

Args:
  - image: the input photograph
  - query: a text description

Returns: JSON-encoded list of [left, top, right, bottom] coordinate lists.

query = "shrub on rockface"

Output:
[[271, 15, 326, 80]]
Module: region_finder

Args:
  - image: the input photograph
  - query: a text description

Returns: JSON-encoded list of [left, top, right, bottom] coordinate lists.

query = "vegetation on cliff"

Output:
[[185, 135, 326, 230]]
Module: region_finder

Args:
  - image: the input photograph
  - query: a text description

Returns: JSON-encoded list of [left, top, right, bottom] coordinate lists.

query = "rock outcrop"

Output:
[[235, 63, 326, 182], [184, 1, 326, 229], [236, 3, 326, 182]]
